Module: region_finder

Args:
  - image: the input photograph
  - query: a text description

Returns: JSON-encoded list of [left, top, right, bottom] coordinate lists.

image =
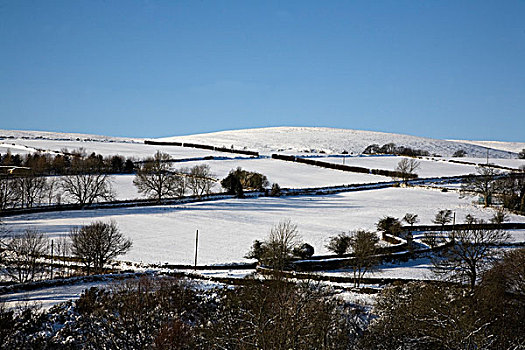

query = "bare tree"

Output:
[[44, 177, 60, 205], [133, 151, 183, 201], [254, 219, 301, 272], [432, 217, 510, 289], [70, 220, 132, 275], [12, 173, 48, 208], [5, 229, 48, 283], [349, 230, 379, 287], [490, 208, 508, 224], [460, 165, 500, 207], [403, 213, 419, 226], [60, 159, 115, 207], [187, 164, 215, 197], [0, 175, 16, 210], [433, 209, 453, 231], [54, 235, 71, 277], [326, 232, 352, 256], [0, 219, 9, 266], [493, 172, 525, 213], [376, 216, 402, 239], [395, 158, 420, 182]]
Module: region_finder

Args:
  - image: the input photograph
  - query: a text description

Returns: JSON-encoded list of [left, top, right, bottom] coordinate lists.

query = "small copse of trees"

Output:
[[221, 167, 269, 197]]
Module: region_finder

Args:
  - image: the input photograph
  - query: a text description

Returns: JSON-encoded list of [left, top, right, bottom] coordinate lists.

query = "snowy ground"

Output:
[[0, 281, 108, 311], [324, 257, 436, 281], [164, 157, 390, 188], [0, 139, 237, 160], [452, 139, 525, 154], [1, 127, 523, 309], [5, 187, 523, 266]]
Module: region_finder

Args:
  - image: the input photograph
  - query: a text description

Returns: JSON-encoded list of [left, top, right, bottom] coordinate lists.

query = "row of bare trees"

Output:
[[133, 151, 216, 201], [0, 150, 223, 210], [0, 171, 114, 209]]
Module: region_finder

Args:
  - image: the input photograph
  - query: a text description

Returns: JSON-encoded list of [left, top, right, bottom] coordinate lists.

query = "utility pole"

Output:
[[50, 240, 54, 280], [486, 149, 489, 164], [194, 230, 199, 269]]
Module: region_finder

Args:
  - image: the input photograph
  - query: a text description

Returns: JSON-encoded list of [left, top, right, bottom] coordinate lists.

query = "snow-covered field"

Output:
[[0, 139, 236, 159], [168, 157, 390, 188], [5, 187, 523, 266], [1, 127, 524, 310]]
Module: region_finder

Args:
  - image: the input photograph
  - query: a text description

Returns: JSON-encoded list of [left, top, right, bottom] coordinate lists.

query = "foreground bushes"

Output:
[[0, 276, 368, 349]]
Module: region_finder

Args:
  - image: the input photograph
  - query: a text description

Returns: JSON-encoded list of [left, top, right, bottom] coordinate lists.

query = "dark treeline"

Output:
[[0, 150, 135, 176]]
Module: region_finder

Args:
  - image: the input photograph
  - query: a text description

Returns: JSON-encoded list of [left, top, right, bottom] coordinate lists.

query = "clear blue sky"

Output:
[[1, 1, 524, 141]]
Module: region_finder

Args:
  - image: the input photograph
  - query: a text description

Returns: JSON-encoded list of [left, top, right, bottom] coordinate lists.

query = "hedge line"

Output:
[[144, 140, 259, 157], [448, 159, 517, 171], [271, 153, 418, 179]]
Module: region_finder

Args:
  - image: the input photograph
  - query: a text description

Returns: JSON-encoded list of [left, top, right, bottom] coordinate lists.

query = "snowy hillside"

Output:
[[451, 139, 525, 154], [157, 127, 517, 158], [1, 127, 520, 158], [0, 129, 141, 143]]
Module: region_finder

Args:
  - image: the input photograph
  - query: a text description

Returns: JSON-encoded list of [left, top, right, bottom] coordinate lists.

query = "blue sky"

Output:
[[1, 1, 524, 141]]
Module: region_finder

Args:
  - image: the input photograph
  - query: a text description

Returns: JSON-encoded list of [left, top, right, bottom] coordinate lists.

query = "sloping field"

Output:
[[5, 187, 523, 266]]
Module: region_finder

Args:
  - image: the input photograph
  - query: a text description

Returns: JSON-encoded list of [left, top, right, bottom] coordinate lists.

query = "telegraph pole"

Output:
[[194, 230, 199, 269], [50, 240, 54, 280]]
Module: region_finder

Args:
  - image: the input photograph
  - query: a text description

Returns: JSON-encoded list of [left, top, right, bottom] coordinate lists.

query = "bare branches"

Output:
[[5, 229, 48, 283], [395, 158, 420, 182], [60, 173, 114, 205], [432, 217, 510, 289], [460, 166, 500, 207], [133, 151, 183, 201], [70, 220, 132, 275]]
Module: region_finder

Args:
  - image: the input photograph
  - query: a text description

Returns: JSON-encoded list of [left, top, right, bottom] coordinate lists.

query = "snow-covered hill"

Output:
[[0, 127, 521, 158], [0, 129, 141, 143], [450, 139, 525, 154], [157, 127, 518, 158]]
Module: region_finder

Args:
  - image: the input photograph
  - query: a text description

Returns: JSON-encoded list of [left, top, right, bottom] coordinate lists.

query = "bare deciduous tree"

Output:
[[187, 164, 215, 198], [403, 213, 419, 226], [349, 230, 380, 287], [70, 220, 132, 275], [0, 175, 16, 210], [249, 219, 302, 273], [5, 229, 48, 283], [395, 158, 420, 182], [60, 173, 114, 206], [133, 151, 183, 201], [326, 232, 352, 256], [12, 173, 47, 208], [433, 209, 453, 229], [460, 165, 500, 207], [432, 217, 510, 289]]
